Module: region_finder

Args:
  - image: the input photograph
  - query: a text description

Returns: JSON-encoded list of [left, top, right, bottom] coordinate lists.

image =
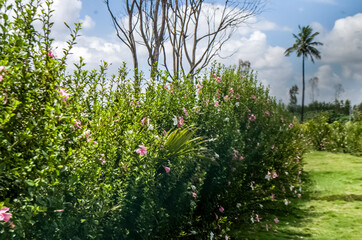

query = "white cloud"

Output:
[[81, 15, 95, 29], [236, 16, 292, 36], [215, 31, 293, 101], [321, 13, 362, 66], [50, 0, 82, 39], [309, 14, 362, 104]]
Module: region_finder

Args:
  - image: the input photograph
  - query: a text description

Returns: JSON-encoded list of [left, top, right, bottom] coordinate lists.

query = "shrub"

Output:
[[0, 1, 306, 239]]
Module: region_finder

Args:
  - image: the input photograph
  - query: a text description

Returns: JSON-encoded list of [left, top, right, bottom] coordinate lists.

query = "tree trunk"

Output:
[[301, 54, 305, 123]]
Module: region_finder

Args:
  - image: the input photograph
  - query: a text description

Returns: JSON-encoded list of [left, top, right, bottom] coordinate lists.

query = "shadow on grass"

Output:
[[230, 202, 317, 239], [230, 172, 317, 239], [313, 194, 362, 202]]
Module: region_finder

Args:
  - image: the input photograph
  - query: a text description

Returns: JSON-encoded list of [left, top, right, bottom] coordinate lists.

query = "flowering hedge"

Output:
[[0, 1, 305, 239]]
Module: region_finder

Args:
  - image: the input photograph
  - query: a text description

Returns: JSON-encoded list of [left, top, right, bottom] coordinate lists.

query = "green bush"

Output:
[[303, 115, 362, 156], [0, 1, 306, 239]]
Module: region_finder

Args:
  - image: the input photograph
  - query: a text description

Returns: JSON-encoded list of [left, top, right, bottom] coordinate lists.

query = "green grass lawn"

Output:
[[232, 151, 362, 239]]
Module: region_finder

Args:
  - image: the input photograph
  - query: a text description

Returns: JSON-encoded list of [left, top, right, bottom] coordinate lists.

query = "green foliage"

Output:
[[303, 115, 362, 156], [0, 1, 305, 239]]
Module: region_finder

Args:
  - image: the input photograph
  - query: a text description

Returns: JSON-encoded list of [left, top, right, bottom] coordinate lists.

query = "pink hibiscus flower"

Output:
[[0, 207, 12, 222], [164, 166, 170, 173], [136, 143, 147, 156], [249, 114, 256, 122], [219, 206, 224, 213], [177, 116, 184, 127]]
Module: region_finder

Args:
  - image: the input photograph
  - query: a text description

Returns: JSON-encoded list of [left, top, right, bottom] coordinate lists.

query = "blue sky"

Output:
[[49, 0, 362, 105]]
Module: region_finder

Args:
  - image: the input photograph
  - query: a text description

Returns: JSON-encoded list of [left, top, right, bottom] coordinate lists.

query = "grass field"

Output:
[[232, 151, 362, 239]]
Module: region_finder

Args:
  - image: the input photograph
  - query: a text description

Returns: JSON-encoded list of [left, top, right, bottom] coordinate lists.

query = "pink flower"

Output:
[[141, 117, 146, 125], [99, 154, 106, 165], [225, 236, 229, 240], [48, 50, 55, 58], [281, 116, 284, 122], [136, 143, 147, 156], [0, 75, 3, 82], [240, 156, 244, 160], [266, 224, 269, 231], [233, 149, 239, 159], [192, 192, 197, 198], [256, 214, 261, 222], [215, 214, 218, 219], [229, 88, 234, 93], [236, 93, 240, 99], [55, 209, 64, 212], [251, 94, 256, 99], [196, 84, 203, 94], [219, 206, 224, 213], [0, 66, 5, 72], [249, 114, 256, 122], [224, 95, 229, 100], [177, 116, 184, 127], [298, 193, 302, 198], [272, 171, 278, 178], [289, 123, 293, 129], [212, 74, 217, 78], [274, 218, 279, 223], [164, 166, 170, 173], [9, 221, 15, 228], [205, 99, 209, 106], [214, 101, 219, 107], [216, 77, 221, 83], [163, 129, 167, 135], [0, 207, 12, 222], [183, 107, 188, 116], [59, 88, 69, 101], [265, 111, 270, 116], [271, 193, 275, 200], [74, 120, 82, 129], [299, 170, 302, 175]]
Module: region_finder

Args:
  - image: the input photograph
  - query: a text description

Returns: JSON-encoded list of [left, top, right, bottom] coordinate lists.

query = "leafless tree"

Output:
[[164, 0, 262, 79], [334, 83, 344, 100], [309, 76, 319, 102], [239, 59, 251, 69], [105, 0, 141, 96], [106, 0, 263, 81]]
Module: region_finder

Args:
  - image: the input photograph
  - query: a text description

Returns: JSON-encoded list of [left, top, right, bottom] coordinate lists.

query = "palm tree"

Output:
[[285, 25, 323, 122]]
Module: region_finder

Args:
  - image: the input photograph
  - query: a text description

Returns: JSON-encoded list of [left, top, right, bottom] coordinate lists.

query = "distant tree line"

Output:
[[286, 99, 362, 123]]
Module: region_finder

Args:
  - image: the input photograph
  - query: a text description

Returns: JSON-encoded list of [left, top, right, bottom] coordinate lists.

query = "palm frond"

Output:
[[164, 127, 208, 159]]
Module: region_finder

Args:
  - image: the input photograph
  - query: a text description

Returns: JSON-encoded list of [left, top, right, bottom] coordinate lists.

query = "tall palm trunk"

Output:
[[301, 54, 305, 122]]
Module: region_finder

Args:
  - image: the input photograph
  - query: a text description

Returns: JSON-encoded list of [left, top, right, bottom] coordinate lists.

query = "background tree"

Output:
[[288, 84, 299, 113], [309, 76, 319, 102], [334, 83, 344, 101], [105, 0, 264, 81], [285, 25, 323, 122]]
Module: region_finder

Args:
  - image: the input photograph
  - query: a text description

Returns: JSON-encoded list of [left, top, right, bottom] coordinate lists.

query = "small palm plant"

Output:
[[163, 126, 208, 159]]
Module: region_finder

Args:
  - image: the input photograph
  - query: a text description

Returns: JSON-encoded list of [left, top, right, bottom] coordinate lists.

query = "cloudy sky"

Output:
[[47, 0, 362, 105]]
